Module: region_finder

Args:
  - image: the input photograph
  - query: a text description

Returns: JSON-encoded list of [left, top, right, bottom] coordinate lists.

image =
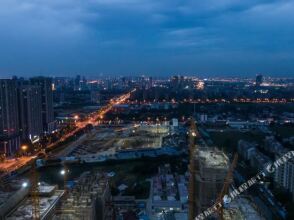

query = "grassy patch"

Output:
[[270, 124, 294, 139], [123, 180, 151, 199], [208, 130, 264, 153]]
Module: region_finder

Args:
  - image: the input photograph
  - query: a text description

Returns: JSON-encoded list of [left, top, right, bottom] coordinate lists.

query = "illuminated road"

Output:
[[47, 89, 134, 149], [0, 89, 135, 178], [125, 98, 293, 104], [0, 157, 32, 173], [47, 90, 135, 148]]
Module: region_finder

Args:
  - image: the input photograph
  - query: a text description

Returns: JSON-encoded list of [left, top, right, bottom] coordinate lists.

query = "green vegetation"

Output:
[[207, 130, 264, 153], [38, 155, 188, 199], [106, 156, 187, 199], [270, 124, 294, 139], [123, 181, 151, 199]]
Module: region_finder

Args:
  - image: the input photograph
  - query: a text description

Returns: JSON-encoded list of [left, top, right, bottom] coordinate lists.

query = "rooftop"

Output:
[[224, 197, 265, 220], [6, 187, 64, 220], [197, 148, 229, 169]]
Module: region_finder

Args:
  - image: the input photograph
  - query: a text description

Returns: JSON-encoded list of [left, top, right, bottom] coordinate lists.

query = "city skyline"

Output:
[[0, 75, 293, 220], [1, 0, 294, 77], [0, 1, 293, 219]]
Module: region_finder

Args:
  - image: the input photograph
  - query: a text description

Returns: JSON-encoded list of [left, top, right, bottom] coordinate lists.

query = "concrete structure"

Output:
[[194, 147, 229, 214], [4, 184, 63, 220], [0, 187, 29, 219], [250, 151, 271, 171], [237, 140, 256, 161], [172, 118, 178, 127], [30, 77, 55, 133], [264, 136, 284, 154], [0, 79, 21, 156], [53, 171, 112, 220], [199, 114, 208, 123]]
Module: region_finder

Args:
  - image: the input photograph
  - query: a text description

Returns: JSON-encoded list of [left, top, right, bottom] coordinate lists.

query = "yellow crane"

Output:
[[30, 160, 40, 220], [216, 153, 238, 220], [188, 118, 197, 220]]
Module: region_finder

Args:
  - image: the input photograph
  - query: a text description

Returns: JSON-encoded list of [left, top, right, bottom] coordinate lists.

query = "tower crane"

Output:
[[216, 153, 238, 220], [188, 118, 198, 220], [30, 160, 40, 220]]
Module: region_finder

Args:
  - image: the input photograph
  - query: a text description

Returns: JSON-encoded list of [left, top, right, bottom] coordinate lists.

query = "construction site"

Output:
[[53, 171, 112, 220], [0, 181, 64, 220], [6, 185, 64, 220], [185, 120, 266, 220], [63, 124, 170, 159], [0, 119, 268, 220], [146, 119, 265, 220]]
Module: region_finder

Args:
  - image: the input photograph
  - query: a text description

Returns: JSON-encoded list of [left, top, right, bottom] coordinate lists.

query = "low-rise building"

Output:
[[250, 151, 271, 171], [237, 140, 257, 160]]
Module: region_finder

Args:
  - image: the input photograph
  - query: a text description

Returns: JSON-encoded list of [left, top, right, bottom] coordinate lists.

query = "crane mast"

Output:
[[188, 118, 197, 220], [30, 161, 40, 220], [217, 153, 238, 220]]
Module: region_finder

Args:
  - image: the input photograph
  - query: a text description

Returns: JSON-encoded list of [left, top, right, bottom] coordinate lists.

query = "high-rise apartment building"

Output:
[[0, 79, 21, 156], [274, 150, 294, 201], [74, 75, 81, 91], [256, 74, 263, 87], [18, 85, 43, 140], [30, 77, 55, 133]]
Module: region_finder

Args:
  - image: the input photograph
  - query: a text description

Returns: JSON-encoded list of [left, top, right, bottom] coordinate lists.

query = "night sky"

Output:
[[0, 0, 294, 77]]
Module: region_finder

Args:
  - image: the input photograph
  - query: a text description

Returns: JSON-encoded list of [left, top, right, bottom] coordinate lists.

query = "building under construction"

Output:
[[194, 147, 229, 214], [53, 171, 112, 220], [4, 183, 64, 220]]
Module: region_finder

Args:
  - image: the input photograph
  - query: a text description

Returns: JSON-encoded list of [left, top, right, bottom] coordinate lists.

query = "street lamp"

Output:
[[21, 145, 28, 151], [60, 169, 66, 175], [60, 167, 69, 193], [22, 181, 28, 188], [21, 144, 28, 156], [74, 115, 79, 124], [2, 141, 8, 161]]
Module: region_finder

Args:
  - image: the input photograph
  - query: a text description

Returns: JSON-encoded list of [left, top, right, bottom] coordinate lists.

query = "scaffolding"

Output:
[[53, 172, 112, 220]]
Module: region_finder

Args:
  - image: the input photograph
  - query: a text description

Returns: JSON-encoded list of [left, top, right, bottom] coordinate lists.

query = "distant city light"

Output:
[[74, 115, 79, 120], [196, 81, 205, 90]]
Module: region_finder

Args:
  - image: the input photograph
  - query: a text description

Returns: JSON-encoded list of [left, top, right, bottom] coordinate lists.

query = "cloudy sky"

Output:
[[0, 0, 294, 77]]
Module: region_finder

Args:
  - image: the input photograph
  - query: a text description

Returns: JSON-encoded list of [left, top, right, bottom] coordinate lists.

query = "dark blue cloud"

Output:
[[0, 0, 293, 77]]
